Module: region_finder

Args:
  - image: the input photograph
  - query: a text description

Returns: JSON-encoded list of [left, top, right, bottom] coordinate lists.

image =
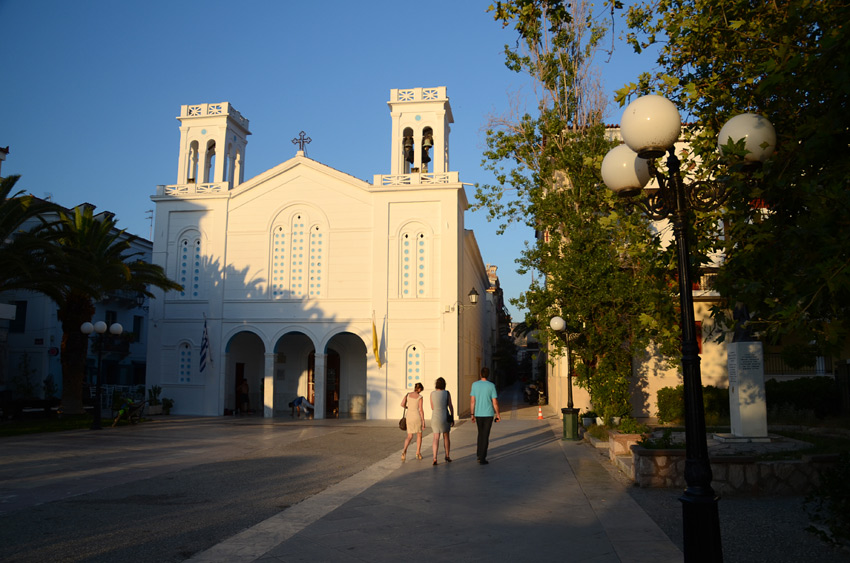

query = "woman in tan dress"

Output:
[[401, 382, 425, 460]]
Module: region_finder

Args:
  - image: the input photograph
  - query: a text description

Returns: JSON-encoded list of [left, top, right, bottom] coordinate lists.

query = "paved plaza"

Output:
[[1, 384, 682, 562]]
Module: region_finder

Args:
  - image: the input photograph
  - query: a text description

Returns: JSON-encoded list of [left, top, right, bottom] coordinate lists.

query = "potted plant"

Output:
[[161, 397, 174, 415], [147, 385, 162, 415], [582, 410, 597, 427]]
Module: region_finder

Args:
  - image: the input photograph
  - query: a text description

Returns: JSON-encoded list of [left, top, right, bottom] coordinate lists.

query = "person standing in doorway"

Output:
[[237, 377, 250, 415], [470, 367, 500, 465]]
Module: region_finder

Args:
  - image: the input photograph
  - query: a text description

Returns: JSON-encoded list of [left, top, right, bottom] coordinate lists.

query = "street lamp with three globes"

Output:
[[80, 320, 124, 430], [601, 94, 776, 562]]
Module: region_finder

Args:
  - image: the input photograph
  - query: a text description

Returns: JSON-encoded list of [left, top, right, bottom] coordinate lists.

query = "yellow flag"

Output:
[[372, 311, 383, 367]]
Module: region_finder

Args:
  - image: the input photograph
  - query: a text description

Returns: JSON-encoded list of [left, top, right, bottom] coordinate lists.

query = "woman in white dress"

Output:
[[430, 377, 455, 465]]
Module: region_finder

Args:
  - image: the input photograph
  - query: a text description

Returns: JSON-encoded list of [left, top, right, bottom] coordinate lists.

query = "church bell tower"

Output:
[[387, 87, 453, 175], [175, 102, 251, 189]]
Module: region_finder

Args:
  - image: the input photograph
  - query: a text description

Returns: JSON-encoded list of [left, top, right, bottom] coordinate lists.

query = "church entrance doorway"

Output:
[[225, 331, 265, 415], [308, 350, 340, 418]]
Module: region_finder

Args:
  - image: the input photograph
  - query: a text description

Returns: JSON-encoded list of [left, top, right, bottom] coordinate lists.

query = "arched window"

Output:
[[271, 211, 327, 300], [188, 141, 199, 183], [290, 214, 307, 298], [402, 126, 415, 173], [421, 127, 434, 173], [405, 344, 424, 389], [178, 232, 202, 299], [178, 341, 193, 383], [400, 228, 430, 298], [203, 140, 216, 183], [271, 225, 288, 299], [309, 224, 324, 298]]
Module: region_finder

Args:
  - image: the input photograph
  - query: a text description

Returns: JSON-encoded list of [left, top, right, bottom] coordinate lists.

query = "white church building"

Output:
[[146, 87, 498, 419]]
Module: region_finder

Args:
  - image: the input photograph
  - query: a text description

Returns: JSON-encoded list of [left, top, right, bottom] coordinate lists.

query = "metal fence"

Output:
[[89, 384, 145, 410], [763, 353, 832, 378]]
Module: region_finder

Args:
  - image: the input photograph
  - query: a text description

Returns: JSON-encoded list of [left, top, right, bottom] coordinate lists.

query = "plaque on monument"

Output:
[[725, 341, 769, 441]]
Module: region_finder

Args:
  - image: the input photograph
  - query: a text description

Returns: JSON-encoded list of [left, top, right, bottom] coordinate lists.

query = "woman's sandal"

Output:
[[416, 453, 423, 460], [445, 456, 452, 463], [401, 452, 406, 461], [433, 459, 438, 465]]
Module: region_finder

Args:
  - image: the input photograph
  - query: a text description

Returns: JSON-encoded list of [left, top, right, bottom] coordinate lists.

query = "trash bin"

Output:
[[561, 407, 580, 441]]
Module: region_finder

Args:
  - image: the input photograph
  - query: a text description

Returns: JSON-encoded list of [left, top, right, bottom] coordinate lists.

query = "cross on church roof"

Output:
[[292, 131, 312, 153]]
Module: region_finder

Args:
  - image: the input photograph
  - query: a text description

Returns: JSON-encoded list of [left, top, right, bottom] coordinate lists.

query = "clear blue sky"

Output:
[[0, 0, 652, 320]]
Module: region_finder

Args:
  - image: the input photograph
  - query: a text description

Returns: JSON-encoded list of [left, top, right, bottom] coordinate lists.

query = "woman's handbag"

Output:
[[399, 407, 407, 431], [399, 396, 408, 431]]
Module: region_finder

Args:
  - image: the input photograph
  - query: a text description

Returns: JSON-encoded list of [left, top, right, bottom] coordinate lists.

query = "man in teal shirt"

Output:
[[470, 367, 500, 464]]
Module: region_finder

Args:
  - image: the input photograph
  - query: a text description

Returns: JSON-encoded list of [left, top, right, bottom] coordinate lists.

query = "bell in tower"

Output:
[[421, 128, 433, 173], [403, 128, 415, 169], [387, 87, 453, 177]]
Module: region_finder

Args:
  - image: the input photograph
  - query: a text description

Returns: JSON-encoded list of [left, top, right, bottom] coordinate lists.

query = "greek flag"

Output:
[[200, 320, 209, 373]]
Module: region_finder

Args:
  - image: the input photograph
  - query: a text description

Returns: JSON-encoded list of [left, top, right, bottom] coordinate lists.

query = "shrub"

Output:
[[617, 416, 650, 434], [148, 385, 162, 406], [585, 424, 609, 441], [656, 386, 685, 424], [765, 377, 839, 418], [656, 384, 729, 425], [768, 403, 817, 426], [637, 428, 683, 449]]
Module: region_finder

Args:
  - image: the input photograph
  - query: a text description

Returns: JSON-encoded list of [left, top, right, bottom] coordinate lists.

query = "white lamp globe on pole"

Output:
[[620, 94, 682, 158], [549, 316, 566, 332], [718, 113, 777, 163], [601, 144, 651, 196]]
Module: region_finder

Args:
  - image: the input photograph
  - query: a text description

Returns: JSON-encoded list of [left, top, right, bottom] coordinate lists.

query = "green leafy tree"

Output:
[[621, 0, 850, 364], [34, 206, 182, 414], [477, 1, 679, 413]]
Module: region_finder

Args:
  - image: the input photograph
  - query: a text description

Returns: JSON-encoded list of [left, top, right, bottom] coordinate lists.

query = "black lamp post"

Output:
[[601, 95, 775, 562], [550, 315, 580, 440], [549, 316, 574, 408], [81, 320, 123, 430]]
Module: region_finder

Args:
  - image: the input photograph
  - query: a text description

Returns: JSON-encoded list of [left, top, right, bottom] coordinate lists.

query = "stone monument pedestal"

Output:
[[716, 341, 770, 443]]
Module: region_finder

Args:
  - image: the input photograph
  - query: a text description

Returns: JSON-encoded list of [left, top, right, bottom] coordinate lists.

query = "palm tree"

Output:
[[35, 205, 182, 414], [0, 175, 61, 297]]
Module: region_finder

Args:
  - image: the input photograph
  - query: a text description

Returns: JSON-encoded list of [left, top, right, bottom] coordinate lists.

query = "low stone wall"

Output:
[[607, 431, 645, 462], [632, 446, 839, 495]]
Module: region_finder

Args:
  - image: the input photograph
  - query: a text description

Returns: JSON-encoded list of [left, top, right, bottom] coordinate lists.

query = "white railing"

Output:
[[374, 172, 459, 186], [157, 182, 229, 196], [181, 102, 249, 130], [391, 87, 446, 103]]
